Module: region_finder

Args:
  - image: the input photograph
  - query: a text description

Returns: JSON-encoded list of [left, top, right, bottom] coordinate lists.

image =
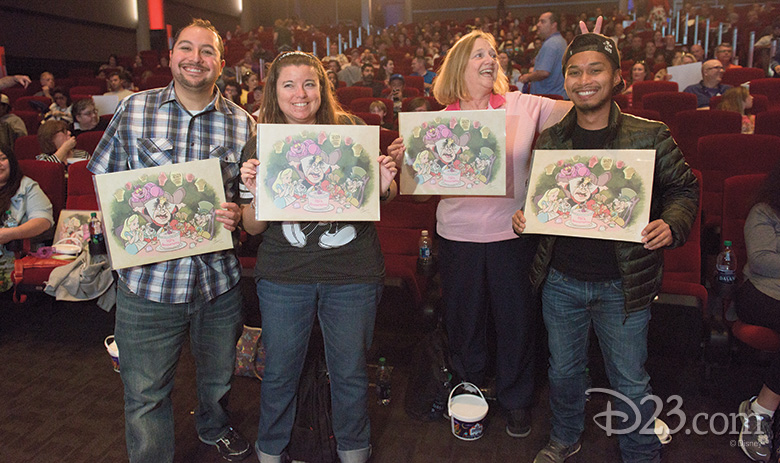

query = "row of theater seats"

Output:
[[14, 130, 105, 160], [17, 159, 97, 226]]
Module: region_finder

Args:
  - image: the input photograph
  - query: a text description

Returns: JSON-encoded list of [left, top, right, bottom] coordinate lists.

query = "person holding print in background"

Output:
[[87, 19, 255, 463], [512, 33, 698, 463], [736, 161, 780, 463], [239, 50, 397, 463]]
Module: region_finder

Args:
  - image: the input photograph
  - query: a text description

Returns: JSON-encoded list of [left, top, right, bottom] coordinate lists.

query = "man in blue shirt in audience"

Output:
[[683, 59, 731, 108], [519, 12, 568, 98]]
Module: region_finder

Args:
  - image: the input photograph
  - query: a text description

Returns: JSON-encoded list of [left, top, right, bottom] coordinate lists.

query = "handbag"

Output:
[[10, 238, 82, 303], [234, 324, 265, 380]]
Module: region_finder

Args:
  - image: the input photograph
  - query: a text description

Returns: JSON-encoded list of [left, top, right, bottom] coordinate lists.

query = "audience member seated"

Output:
[[736, 162, 780, 462], [405, 96, 431, 112], [337, 49, 363, 87], [718, 87, 755, 134], [715, 42, 742, 71], [369, 100, 394, 130], [34, 72, 56, 99], [70, 97, 108, 137], [388, 74, 406, 114], [323, 43, 349, 68], [654, 52, 695, 81], [353, 63, 386, 97], [499, 51, 521, 86], [690, 43, 705, 62], [240, 72, 259, 105], [222, 79, 241, 104], [104, 71, 134, 100], [622, 35, 646, 62], [378, 56, 394, 85], [36, 120, 89, 165], [684, 59, 731, 108], [0, 94, 27, 138], [326, 70, 340, 91], [99, 54, 125, 73], [623, 61, 652, 106], [43, 88, 73, 124], [246, 85, 264, 116], [0, 145, 54, 293], [410, 56, 436, 95]]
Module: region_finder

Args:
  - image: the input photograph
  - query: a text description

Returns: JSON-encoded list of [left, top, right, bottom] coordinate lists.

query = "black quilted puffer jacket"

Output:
[[528, 102, 700, 313]]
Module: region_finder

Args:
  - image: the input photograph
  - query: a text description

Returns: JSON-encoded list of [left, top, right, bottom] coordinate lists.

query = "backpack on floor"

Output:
[[287, 325, 338, 463], [404, 326, 453, 421]]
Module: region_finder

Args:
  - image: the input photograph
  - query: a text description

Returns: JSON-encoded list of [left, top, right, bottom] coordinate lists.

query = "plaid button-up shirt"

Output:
[[88, 82, 256, 303]]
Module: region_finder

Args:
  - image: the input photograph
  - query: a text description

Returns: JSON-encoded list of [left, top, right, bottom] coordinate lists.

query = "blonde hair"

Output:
[[718, 86, 749, 115], [432, 30, 509, 106]]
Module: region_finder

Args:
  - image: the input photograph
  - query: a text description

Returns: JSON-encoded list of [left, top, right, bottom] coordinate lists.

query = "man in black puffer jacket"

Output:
[[513, 33, 698, 463]]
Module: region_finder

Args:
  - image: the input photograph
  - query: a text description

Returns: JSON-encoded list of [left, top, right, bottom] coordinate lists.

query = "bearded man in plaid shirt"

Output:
[[88, 19, 255, 463]]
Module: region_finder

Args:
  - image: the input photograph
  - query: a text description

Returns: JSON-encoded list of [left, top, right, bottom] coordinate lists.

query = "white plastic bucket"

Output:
[[104, 335, 120, 373], [448, 382, 488, 440]]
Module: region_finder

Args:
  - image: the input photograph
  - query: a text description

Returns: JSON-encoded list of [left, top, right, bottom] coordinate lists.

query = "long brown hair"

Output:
[[0, 146, 23, 214], [718, 86, 749, 115], [259, 51, 350, 125]]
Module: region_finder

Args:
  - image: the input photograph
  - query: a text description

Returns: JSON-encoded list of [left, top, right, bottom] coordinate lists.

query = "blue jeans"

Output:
[[542, 268, 661, 463], [255, 280, 381, 463], [115, 281, 242, 463]]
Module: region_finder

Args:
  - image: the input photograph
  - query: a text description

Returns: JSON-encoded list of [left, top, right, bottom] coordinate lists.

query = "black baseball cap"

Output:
[[389, 74, 405, 84]]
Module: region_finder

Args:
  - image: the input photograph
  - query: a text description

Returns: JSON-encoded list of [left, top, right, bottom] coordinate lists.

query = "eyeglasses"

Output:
[[80, 108, 98, 116]]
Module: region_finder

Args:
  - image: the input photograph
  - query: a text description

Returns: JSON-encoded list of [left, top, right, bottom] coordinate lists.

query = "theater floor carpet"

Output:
[[0, 283, 767, 463]]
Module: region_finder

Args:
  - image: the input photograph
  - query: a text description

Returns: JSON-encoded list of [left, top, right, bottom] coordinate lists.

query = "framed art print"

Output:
[[522, 149, 656, 243], [254, 123, 381, 221], [398, 109, 506, 195], [55, 210, 100, 244], [93, 158, 232, 270]]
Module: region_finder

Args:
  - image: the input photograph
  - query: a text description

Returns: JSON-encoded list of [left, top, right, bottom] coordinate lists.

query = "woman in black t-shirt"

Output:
[[240, 51, 397, 463]]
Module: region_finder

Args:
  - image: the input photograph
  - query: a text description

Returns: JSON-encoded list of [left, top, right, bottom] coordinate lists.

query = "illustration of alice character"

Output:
[[193, 201, 215, 240], [555, 163, 611, 228], [119, 214, 145, 254], [423, 124, 471, 186], [271, 168, 300, 208], [473, 147, 496, 184], [412, 150, 438, 184], [535, 188, 566, 223], [610, 188, 639, 227], [344, 166, 369, 207]]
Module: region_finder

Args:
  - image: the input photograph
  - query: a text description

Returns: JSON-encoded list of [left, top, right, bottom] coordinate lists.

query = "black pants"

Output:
[[736, 280, 780, 394], [439, 236, 538, 411]]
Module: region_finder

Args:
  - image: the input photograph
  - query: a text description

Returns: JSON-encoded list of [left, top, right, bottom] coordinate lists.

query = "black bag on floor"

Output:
[[287, 325, 338, 463], [404, 326, 453, 421]]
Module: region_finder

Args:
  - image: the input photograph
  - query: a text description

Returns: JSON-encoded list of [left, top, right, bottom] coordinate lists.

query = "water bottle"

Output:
[[716, 240, 737, 296], [88, 212, 107, 255], [3, 210, 21, 253], [430, 370, 452, 419], [376, 357, 391, 406], [418, 229, 432, 263]]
